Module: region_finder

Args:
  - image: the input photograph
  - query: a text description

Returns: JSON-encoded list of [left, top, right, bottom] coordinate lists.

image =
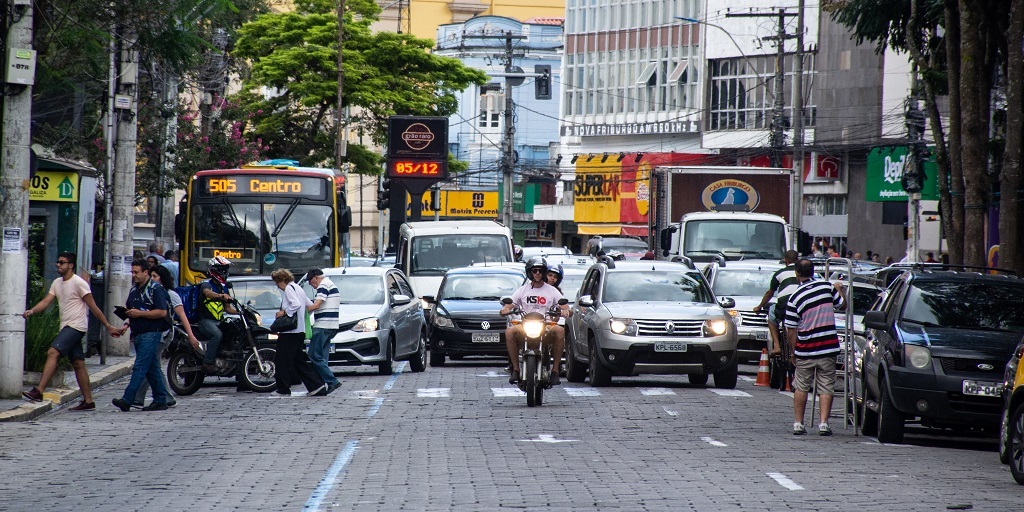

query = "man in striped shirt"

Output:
[[784, 258, 845, 436], [306, 268, 342, 394], [753, 249, 800, 355]]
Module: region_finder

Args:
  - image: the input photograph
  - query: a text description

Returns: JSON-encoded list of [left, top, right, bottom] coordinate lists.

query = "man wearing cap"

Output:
[[305, 268, 341, 394]]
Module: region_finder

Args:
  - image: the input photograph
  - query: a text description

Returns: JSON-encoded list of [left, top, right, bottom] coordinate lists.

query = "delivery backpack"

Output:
[[176, 285, 202, 323]]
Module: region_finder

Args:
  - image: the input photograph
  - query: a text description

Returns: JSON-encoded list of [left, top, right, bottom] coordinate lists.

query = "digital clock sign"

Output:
[[387, 159, 448, 179], [196, 175, 325, 199]]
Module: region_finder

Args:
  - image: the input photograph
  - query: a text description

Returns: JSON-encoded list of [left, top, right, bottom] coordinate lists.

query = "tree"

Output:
[[229, 0, 488, 173]]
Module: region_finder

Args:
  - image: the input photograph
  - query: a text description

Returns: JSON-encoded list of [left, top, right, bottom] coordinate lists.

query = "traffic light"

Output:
[[535, 65, 551, 100], [377, 177, 391, 210], [429, 188, 441, 211]]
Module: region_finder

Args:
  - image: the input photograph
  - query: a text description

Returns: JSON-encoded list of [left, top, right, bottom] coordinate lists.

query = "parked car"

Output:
[[857, 267, 1024, 443], [424, 266, 526, 366], [702, 259, 782, 362], [834, 279, 883, 372], [999, 337, 1024, 484], [318, 266, 427, 374], [565, 259, 738, 388], [585, 236, 649, 260]]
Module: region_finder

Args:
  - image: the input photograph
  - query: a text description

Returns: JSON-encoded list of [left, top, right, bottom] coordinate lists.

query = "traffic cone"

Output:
[[783, 361, 794, 392], [755, 349, 771, 387]]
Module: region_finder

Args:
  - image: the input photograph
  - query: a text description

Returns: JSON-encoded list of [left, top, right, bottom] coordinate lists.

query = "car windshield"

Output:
[[603, 271, 713, 303], [440, 274, 524, 300], [901, 280, 1024, 332], [328, 275, 385, 304], [560, 274, 586, 301], [231, 280, 282, 310], [711, 268, 775, 297]]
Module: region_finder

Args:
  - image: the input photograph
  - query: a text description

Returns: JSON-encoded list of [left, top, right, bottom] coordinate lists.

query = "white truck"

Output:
[[655, 166, 793, 263]]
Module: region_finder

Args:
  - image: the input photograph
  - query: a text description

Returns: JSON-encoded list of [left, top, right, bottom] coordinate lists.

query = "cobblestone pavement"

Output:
[[0, 359, 1018, 511]]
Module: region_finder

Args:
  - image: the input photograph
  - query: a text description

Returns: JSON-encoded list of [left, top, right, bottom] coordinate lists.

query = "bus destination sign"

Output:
[[197, 175, 325, 199]]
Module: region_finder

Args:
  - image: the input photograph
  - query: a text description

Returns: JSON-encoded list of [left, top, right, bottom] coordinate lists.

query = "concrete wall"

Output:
[[813, 11, 884, 147], [846, 158, 907, 262]]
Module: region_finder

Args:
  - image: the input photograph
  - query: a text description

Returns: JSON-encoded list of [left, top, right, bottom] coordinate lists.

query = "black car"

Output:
[[424, 266, 526, 366], [857, 266, 1024, 443]]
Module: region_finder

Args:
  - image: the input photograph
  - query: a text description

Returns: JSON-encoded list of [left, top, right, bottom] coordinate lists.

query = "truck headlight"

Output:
[[905, 344, 931, 369], [703, 319, 728, 336], [609, 318, 637, 336], [353, 318, 379, 332], [433, 315, 454, 329], [523, 319, 545, 339]]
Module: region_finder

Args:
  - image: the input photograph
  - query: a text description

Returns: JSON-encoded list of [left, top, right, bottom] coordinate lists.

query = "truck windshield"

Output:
[[683, 220, 785, 260]]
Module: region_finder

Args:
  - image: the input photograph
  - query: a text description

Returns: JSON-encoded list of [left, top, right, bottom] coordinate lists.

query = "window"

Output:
[[708, 54, 816, 132], [804, 195, 847, 216]]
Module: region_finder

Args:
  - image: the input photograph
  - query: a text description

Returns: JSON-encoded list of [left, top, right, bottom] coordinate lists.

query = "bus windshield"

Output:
[[189, 201, 334, 276], [410, 234, 511, 275]]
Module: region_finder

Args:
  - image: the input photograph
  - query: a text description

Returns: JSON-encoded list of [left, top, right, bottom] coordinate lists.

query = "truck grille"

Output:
[[634, 319, 704, 337]]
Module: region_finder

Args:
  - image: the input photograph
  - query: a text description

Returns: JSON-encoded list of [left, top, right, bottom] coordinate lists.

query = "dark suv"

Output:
[[857, 266, 1024, 443]]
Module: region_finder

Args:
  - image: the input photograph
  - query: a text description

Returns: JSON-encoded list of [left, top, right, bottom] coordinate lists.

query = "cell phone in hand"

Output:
[[114, 306, 128, 320]]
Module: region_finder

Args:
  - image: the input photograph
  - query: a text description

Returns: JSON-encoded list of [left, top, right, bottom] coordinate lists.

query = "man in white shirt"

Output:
[[305, 268, 341, 394]]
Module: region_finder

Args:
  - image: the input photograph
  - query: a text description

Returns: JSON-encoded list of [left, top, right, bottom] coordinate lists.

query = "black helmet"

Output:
[[526, 256, 547, 279], [546, 262, 564, 287]]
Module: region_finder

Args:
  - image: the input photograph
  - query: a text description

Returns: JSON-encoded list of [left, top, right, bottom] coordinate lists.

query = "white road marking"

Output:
[[476, 371, 505, 378], [492, 387, 526, 397], [520, 434, 577, 443], [766, 472, 804, 490], [641, 387, 677, 396], [739, 375, 755, 382], [304, 440, 359, 511], [564, 387, 601, 397], [779, 391, 794, 397], [707, 389, 752, 397], [663, 407, 679, 416], [700, 436, 728, 447], [417, 388, 450, 398]]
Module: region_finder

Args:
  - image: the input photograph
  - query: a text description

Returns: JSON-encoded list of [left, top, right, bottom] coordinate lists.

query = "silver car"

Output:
[[318, 267, 427, 374], [565, 260, 739, 388], [702, 259, 783, 362]]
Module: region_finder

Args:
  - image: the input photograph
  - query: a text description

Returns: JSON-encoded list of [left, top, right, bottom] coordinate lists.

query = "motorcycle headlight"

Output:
[[433, 315, 454, 329], [253, 313, 263, 326], [703, 319, 729, 337], [905, 344, 931, 369], [353, 317, 379, 332], [523, 319, 545, 339], [609, 318, 638, 336]]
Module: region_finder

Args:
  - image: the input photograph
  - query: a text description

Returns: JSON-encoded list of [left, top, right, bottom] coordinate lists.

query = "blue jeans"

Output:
[[135, 332, 174, 405], [122, 331, 171, 405], [308, 327, 339, 386]]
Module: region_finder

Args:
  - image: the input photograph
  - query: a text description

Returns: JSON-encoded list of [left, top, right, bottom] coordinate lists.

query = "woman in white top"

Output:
[[271, 269, 326, 396]]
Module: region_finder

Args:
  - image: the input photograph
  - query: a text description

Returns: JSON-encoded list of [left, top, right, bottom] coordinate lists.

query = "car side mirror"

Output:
[[719, 297, 736, 309], [392, 294, 412, 306], [578, 295, 594, 308], [864, 310, 888, 330]]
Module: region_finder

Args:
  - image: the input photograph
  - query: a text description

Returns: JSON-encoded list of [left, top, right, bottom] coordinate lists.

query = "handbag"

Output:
[[271, 311, 298, 333]]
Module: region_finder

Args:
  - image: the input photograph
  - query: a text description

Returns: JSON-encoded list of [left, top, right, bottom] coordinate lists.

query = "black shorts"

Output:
[[52, 326, 86, 362]]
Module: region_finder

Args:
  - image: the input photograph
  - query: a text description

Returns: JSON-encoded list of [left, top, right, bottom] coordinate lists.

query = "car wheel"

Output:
[[877, 379, 905, 444], [565, 338, 587, 383], [1010, 403, 1024, 485], [378, 336, 394, 375], [687, 373, 709, 387], [409, 330, 427, 373], [587, 337, 611, 387], [713, 361, 738, 389]]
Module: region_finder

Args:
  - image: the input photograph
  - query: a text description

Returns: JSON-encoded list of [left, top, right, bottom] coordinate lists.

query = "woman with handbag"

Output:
[[270, 269, 327, 396]]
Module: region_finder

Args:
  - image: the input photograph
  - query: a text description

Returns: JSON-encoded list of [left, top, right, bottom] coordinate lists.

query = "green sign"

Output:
[[866, 146, 938, 201], [498, 183, 541, 214]]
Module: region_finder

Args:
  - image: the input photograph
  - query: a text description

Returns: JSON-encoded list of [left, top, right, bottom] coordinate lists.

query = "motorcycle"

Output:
[[166, 286, 277, 394], [502, 297, 568, 407]]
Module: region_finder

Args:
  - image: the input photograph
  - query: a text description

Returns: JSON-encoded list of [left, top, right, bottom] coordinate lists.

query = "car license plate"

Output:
[[836, 352, 844, 365], [755, 331, 769, 341], [472, 333, 500, 343], [963, 380, 1003, 397], [654, 341, 687, 352]]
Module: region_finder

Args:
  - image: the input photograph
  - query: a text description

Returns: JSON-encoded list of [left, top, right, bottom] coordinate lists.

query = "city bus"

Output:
[[175, 163, 346, 285]]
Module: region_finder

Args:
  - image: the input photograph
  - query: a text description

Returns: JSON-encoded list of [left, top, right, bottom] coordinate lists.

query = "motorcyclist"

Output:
[[545, 263, 564, 293], [500, 257, 569, 386], [196, 256, 238, 373]]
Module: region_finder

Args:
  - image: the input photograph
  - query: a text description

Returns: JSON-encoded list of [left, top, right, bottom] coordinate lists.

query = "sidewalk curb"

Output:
[[0, 358, 136, 423]]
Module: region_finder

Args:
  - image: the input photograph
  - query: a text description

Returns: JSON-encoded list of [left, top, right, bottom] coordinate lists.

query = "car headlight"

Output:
[[523, 319, 545, 339], [703, 319, 728, 337], [353, 317, 379, 332], [726, 309, 741, 326], [905, 344, 931, 369], [609, 318, 638, 336], [433, 315, 454, 329]]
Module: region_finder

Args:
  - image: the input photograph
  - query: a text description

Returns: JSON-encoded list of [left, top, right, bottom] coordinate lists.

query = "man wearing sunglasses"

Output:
[[500, 256, 569, 386], [22, 252, 123, 410]]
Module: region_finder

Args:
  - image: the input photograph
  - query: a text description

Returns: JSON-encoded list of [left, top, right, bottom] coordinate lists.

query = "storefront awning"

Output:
[[577, 224, 650, 236], [620, 225, 649, 237]]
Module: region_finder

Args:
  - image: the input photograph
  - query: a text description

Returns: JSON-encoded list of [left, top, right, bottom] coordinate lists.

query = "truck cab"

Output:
[[661, 211, 790, 263]]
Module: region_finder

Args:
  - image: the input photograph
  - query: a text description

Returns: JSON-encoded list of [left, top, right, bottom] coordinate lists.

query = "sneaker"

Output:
[[549, 370, 560, 386], [142, 402, 169, 411], [309, 384, 328, 397], [793, 422, 807, 435], [819, 423, 833, 436], [111, 398, 131, 412], [508, 370, 520, 385], [167, 400, 177, 408], [69, 401, 95, 411], [22, 387, 43, 402], [326, 381, 342, 395]]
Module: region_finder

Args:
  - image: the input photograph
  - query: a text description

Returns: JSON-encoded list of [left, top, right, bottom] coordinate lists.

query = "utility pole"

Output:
[[0, 1, 34, 397], [106, 34, 141, 356], [904, 64, 927, 263], [791, 0, 806, 235], [336, 0, 349, 262], [501, 31, 515, 228]]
